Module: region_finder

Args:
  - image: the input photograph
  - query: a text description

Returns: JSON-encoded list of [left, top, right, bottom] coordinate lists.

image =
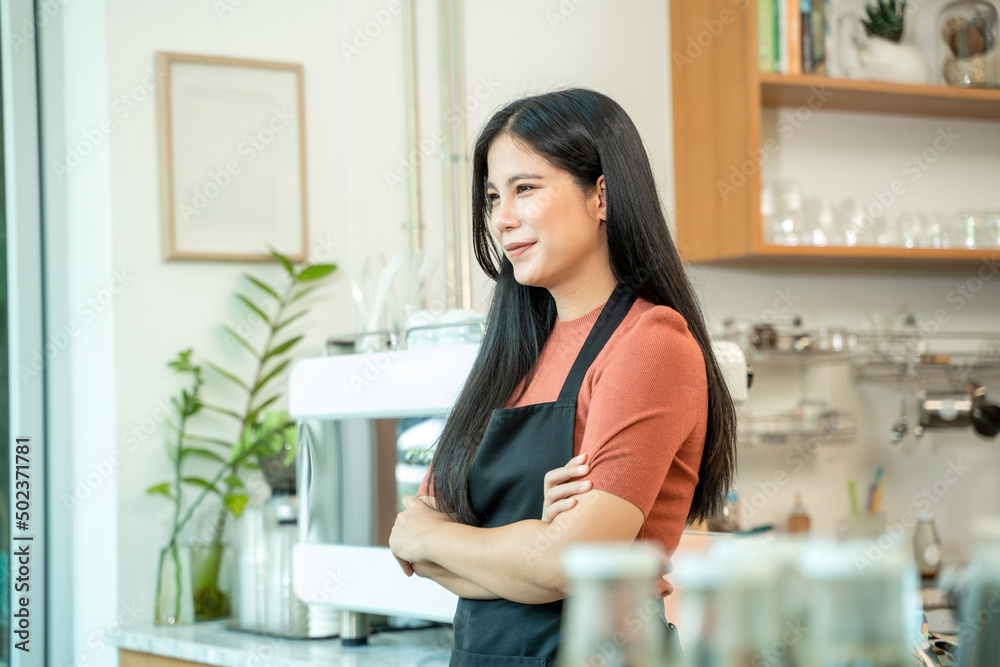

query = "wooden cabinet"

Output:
[[668, 1, 1000, 269]]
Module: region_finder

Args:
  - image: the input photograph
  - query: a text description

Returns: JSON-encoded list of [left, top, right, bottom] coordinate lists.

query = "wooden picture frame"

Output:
[[155, 52, 308, 261]]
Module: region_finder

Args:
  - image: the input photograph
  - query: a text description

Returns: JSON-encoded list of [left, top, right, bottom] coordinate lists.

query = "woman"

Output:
[[389, 88, 738, 666]]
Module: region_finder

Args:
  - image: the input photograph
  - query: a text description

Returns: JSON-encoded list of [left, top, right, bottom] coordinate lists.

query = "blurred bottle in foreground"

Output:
[[955, 517, 1000, 667], [670, 534, 920, 667], [556, 542, 671, 667], [673, 538, 798, 667]]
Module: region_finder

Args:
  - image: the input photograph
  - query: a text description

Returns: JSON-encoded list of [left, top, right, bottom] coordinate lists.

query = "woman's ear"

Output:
[[597, 174, 607, 221]]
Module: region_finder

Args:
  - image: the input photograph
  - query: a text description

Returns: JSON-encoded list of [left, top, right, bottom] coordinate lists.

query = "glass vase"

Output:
[[155, 542, 234, 625], [939, 0, 999, 87]]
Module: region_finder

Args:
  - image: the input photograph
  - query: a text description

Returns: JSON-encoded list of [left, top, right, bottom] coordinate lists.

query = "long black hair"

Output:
[[428, 88, 737, 528]]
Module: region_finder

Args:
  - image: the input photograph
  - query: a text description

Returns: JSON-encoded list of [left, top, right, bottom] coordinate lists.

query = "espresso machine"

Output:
[[288, 339, 749, 645], [289, 342, 479, 643]]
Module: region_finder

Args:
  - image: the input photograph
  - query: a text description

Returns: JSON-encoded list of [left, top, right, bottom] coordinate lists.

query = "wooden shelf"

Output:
[[759, 72, 1000, 120], [668, 0, 1000, 269], [696, 243, 1000, 270]]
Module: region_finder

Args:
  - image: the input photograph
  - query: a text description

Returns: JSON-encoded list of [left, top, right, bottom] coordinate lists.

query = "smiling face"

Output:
[[485, 133, 609, 293]]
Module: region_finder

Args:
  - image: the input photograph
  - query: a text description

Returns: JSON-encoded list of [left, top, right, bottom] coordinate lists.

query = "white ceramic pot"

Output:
[[858, 35, 932, 84]]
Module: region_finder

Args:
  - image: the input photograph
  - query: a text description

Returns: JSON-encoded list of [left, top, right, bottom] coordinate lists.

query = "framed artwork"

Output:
[[155, 52, 308, 261]]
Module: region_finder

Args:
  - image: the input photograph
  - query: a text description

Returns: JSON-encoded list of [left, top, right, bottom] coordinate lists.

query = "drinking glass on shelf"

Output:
[[772, 180, 804, 246], [975, 209, 1000, 249], [862, 214, 898, 247], [938, 213, 962, 249], [802, 196, 834, 246], [983, 210, 1000, 249], [760, 183, 775, 243], [919, 212, 944, 249], [833, 198, 866, 247], [862, 214, 897, 247], [883, 214, 903, 247], [898, 211, 923, 249], [857, 214, 877, 247], [956, 210, 979, 249]]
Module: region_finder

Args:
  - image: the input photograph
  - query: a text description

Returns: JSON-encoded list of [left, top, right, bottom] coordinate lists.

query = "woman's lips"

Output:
[[506, 242, 535, 259]]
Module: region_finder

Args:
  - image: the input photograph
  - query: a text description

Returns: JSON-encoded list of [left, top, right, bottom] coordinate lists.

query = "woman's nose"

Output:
[[492, 199, 519, 233]]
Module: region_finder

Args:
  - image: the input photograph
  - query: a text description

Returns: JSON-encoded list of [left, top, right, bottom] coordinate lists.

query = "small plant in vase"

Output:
[[148, 249, 336, 624], [845, 0, 930, 83], [862, 0, 908, 43]]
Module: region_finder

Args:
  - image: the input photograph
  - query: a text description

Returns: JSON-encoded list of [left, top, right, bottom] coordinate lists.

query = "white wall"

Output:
[[41, 0, 1000, 658], [461, 0, 1000, 561], [106, 0, 418, 645], [104, 0, 683, 636]]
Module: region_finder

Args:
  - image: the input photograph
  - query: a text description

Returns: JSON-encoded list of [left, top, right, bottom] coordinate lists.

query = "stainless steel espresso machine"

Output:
[[290, 343, 479, 643]]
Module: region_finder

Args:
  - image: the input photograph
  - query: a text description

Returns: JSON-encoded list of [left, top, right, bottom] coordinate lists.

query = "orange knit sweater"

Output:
[[419, 295, 709, 558]]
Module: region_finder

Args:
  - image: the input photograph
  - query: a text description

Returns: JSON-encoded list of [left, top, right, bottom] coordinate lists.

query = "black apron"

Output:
[[450, 282, 639, 666]]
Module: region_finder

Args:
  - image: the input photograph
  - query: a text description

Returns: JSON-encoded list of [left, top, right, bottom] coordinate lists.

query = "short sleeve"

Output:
[[578, 307, 707, 519], [417, 467, 434, 497]]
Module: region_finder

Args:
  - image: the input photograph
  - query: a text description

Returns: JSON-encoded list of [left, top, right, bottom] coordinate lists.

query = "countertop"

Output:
[[112, 620, 454, 667], [111, 607, 960, 666]]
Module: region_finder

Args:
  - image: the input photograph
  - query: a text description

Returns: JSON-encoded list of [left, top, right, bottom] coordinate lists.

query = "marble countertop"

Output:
[[110, 607, 961, 667], [112, 620, 454, 667]]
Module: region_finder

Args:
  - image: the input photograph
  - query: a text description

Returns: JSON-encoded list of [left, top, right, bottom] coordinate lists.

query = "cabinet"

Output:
[[668, 1, 1000, 269]]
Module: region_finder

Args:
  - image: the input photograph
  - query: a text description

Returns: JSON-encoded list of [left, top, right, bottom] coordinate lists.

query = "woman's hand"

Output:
[[656, 556, 675, 599], [390, 494, 449, 575], [541, 452, 592, 522]]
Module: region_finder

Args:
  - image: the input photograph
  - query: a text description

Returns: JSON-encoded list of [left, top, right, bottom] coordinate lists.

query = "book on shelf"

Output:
[[804, 0, 828, 75], [758, 0, 777, 73], [758, 0, 832, 76], [788, 0, 802, 75]]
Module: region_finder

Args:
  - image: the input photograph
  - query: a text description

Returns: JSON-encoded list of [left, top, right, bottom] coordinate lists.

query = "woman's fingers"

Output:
[[546, 479, 592, 505], [541, 452, 592, 523], [657, 574, 675, 598], [394, 554, 414, 577], [541, 496, 579, 523], [542, 452, 589, 492]]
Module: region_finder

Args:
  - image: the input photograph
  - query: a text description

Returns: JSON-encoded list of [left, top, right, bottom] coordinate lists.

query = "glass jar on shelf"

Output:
[[802, 195, 834, 246], [832, 198, 866, 247], [972, 209, 1000, 249], [938, 0, 999, 88], [938, 212, 963, 249], [772, 180, 804, 246], [898, 211, 924, 249], [760, 182, 776, 243], [861, 214, 895, 248], [984, 210, 1000, 248], [919, 212, 945, 249]]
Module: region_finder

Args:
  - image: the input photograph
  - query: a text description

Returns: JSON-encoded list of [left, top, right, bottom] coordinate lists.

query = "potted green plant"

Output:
[[849, 0, 931, 83], [148, 249, 336, 624]]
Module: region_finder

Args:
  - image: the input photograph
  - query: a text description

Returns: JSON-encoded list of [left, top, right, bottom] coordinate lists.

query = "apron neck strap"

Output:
[[557, 281, 638, 402]]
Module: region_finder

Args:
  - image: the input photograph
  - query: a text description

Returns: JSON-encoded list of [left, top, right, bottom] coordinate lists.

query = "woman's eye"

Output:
[[516, 184, 532, 194], [487, 193, 499, 206]]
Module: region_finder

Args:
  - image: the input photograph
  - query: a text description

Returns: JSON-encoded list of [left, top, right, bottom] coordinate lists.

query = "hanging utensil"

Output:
[[890, 391, 908, 444], [967, 380, 1000, 438]]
